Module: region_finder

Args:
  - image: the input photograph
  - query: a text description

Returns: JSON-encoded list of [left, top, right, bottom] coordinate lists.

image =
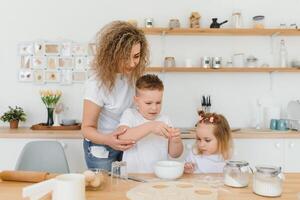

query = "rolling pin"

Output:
[[0, 170, 58, 183]]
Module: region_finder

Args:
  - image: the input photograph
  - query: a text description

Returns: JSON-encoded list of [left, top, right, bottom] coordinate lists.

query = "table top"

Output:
[[0, 173, 299, 200]]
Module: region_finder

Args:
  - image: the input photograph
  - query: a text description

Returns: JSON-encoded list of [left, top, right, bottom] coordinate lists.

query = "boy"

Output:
[[117, 74, 183, 173]]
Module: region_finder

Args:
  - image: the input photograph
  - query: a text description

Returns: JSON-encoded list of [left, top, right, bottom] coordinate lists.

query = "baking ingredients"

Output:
[[223, 160, 251, 188]]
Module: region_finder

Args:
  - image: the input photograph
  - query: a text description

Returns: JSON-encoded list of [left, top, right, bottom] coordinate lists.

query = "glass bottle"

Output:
[[279, 39, 288, 67]]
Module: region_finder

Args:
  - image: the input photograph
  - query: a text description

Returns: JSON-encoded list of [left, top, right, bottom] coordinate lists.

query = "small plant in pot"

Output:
[[0, 106, 27, 129]]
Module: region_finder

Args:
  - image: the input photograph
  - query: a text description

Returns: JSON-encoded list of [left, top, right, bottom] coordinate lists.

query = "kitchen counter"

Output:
[[0, 127, 299, 139], [0, 173, 299, 200]]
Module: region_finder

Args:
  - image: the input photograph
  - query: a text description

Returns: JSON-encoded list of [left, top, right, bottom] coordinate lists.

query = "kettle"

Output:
[[210, 18, 228, 28]]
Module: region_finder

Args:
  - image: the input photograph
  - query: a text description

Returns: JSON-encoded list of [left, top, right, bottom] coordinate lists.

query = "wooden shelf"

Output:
[[146, 67, 300, 73], [141, 28, 300, 36]]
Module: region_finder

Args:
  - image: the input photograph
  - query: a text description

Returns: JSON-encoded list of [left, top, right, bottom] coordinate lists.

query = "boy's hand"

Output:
[[184, 162, 196, 174], [151, 121, 171, 138], [168, 128, 181, 142]]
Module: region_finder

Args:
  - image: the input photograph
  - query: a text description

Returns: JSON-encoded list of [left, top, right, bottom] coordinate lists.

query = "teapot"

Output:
[[210, 18, 228, 28]]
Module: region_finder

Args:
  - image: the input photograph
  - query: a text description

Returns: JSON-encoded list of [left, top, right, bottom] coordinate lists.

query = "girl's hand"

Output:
[[105, 129, 135, 151], [184, 162, 195, 174], [151, 121, 171, 138]]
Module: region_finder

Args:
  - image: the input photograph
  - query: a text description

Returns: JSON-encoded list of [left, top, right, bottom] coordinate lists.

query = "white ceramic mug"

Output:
[[23, 173, 85, 200]]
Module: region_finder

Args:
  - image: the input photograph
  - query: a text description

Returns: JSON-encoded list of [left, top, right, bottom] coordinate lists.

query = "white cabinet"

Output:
[[0, 138, 87, 173], [284, 139, 300, 172]]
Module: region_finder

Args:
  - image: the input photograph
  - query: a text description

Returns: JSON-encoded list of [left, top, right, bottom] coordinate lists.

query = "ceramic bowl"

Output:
[[154, 160, 184, 180]]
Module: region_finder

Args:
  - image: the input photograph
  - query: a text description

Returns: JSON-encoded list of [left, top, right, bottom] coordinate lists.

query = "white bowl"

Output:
[[154, 161, 184, 180]]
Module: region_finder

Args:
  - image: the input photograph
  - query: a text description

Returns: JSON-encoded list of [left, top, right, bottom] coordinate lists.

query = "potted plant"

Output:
[[0, 106, 27, 129]]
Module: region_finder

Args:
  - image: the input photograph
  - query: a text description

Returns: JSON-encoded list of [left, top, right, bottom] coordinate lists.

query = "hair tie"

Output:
[[209, 116, 214, 123]]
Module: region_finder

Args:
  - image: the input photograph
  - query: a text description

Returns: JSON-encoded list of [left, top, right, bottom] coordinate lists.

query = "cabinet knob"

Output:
[[289, 142, 295, 148], [275, 143, 281, 148]]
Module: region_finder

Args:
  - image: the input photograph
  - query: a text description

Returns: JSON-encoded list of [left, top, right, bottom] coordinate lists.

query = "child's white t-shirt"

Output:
[[185, 150, 225, 173], [119, 108, 172, 173], [84, 74, 134, 134]]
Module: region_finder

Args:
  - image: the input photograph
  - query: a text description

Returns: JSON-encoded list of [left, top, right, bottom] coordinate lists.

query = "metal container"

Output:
[[144, 18, 154, 28], [212, 57, 222, 68], [201, 56, 211, 68]]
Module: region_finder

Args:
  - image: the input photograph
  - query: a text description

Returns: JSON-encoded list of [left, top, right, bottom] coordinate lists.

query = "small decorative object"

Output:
[[44, 43, 60, 55], [164, 57, 176, 67], [232, 10, 243, 28], [201, 56, 211, 68], [19, 69, 33, 82], [169, 19, 180, 29], [144, 18, 154, 28], [252, 15, 265, 29], [212, 57, 222, 68], [40, 89, 62, 126], [0, 106, 27, 129], [210, 18, 228, 28], [45, 70, 60, 83], [53, 103, 64, 126], [33, 69, 45, 84], [189, 12, 201, 28]]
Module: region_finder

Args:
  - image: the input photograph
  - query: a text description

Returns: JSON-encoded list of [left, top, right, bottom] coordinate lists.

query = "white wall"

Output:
[[1, 0, 300, 128]]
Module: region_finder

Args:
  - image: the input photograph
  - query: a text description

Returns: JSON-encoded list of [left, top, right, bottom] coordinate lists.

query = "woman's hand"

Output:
[[184, 162, 196, 174], [105, 129, 135, 151]]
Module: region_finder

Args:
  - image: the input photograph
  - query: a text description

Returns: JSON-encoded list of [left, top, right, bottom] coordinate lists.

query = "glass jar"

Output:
[[232, 11, 243, 28], [253, 15, 265, 29], [246, 55, 258, 67], [253, 165, 284, 197], [224, 160, 251, 187]]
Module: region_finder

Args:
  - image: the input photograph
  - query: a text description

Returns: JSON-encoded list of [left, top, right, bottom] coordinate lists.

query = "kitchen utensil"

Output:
[[270, 119, 278, 130], [154, 160, 184, 180], [210, 18, 228, 28], [253, 15, 265, 29], [0, 170, 57, 183], [127, 175, 148, 183], [246, 55, 258, 67], [232, 11, 243, 28], [111, 161, 127, 179], [277, 119, 288, 131]]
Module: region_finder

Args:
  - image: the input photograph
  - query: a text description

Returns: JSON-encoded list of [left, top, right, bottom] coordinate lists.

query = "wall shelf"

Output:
[[141, 28, 300, 36], [145, 67, 300, 73]]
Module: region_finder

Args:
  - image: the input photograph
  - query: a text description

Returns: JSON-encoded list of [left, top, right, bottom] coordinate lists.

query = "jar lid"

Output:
[[246, 55, 258, 62], [255, 165, 281, 176], [253, 15, 265, 20], [226, 160, 249, 167]]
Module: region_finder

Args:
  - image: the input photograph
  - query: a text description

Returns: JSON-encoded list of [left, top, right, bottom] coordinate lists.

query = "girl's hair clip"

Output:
[[209, 116, 214, 123]]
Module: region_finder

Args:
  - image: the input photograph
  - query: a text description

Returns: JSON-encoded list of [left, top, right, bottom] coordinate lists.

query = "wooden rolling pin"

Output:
[[0, 170, 58, 183]]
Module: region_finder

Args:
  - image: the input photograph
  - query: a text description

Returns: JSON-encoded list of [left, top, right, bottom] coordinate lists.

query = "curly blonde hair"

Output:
[[93, 21, 149, 91]]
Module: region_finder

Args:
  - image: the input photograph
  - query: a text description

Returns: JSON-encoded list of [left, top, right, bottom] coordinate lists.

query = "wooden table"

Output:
[[0, 173, 299, 200]]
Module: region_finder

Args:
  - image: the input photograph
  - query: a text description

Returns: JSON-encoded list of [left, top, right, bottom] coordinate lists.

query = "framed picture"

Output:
[[74, 56, 87, 69], [33, 69, 45, 84], [59, 57, 73, 69], [33, 41, 45, 56], [20, 56, 31, 69], [18, 69, 33, 82], [60, 69, 73, 85], [88, 43, 96, 56], [45, 43, 60, 55], [45, 70, 60, 83], [18, 42, 33, 55], [72, 70, 87, 82], [47, 56, 59, 69], [71, 43, 88, 56], [31, 56, 46, 69], [60, 41, 73, 56]]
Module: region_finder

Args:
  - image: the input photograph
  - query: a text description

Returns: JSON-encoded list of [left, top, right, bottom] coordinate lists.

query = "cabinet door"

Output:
[[232, 139, 285, 169], [284, 139, 300, 172]]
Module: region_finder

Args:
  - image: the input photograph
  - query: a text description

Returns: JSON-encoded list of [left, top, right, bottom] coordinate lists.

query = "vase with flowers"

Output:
[[40, 89, 62, 126]]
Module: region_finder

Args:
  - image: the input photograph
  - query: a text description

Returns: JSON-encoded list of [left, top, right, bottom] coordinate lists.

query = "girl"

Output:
[[81, 21, 149, 171], [184, 111, 232, 173]]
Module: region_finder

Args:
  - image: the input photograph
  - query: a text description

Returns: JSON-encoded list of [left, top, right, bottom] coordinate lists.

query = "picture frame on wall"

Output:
[[45, 70, 60, 83], [47, 56, 59, 69], [18, 69, 33, 82], [72, 43, 88, 56], [31, 56, 46, 69], [60, 69, 73, 85], [18, 42, 33, 55], [33, 69, 45, 84], [72, 70, 87, 82], [74, 56, 87, 69], [45, 43, 61, 56], [59, 57, 73, 69], [33, 41, 45, 56], [20, 56, 31, 69]]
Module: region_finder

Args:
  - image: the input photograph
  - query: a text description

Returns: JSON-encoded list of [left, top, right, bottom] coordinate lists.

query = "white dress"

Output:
[[119, 108, 172, 173], [185, 151, 225, 173]]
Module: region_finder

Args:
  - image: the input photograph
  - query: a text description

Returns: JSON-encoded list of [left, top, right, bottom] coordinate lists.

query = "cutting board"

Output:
[[127, 181, 218, 200]]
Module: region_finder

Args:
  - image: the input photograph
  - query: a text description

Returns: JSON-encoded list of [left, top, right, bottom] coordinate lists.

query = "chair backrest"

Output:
[[15, 141, 70, 173]]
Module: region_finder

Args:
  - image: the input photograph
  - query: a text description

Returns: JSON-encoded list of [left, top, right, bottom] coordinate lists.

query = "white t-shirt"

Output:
[[185, 151, 225, 173], [84, 74, 134, 134], [119, 108, 172, 173]]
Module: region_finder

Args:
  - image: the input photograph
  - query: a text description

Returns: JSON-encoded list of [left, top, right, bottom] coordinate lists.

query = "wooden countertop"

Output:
[[0, 128, 299, 139], [0, 173, 299, 200]]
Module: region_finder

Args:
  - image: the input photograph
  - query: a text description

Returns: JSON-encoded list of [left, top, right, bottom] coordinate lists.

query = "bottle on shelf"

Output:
[[279, 39, 288, 67]]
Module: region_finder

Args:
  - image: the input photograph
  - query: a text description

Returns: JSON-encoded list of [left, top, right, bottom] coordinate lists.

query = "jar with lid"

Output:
[[223, 160, 251, 187], [253, 165, 284, 197], [232, 11, 243, 28], [246, 55, 258, 67], [253, 15, 265, 29]]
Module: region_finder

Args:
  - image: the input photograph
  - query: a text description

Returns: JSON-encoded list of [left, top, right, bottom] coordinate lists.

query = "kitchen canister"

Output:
[[201, 56, 211, 68], [253, 165, 284, 197], [169, 19, 180, 29], [224, 160, 251, 188], [212, 57, 222, 68], [164, 57, 176, 67], [144, 18, 154, 28]]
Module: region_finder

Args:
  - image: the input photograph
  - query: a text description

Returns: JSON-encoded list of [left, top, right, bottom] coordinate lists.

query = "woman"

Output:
[[82, 21, 149, 171]]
